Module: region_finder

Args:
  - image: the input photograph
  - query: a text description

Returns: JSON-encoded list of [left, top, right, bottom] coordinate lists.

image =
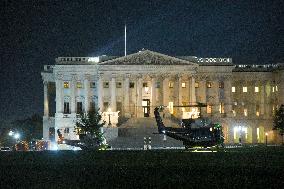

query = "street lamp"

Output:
[[108, 108, 112, 127], [265, 132, 268, 146]]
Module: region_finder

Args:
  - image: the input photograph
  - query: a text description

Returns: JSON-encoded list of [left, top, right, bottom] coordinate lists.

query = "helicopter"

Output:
[[154, 103, 224, 150]]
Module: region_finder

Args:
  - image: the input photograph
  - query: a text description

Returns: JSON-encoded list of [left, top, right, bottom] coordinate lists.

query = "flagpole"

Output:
[[124, 24, 127, 56]]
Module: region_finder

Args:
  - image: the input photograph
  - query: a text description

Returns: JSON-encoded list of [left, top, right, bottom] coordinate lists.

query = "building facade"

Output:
[[41, 50, 284, 144]]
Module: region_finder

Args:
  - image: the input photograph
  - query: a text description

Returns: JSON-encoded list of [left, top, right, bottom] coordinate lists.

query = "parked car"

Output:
[[0, 147, 12, 151]]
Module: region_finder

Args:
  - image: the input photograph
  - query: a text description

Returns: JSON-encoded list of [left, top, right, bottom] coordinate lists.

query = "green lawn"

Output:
[[0, 147, 283, 189]]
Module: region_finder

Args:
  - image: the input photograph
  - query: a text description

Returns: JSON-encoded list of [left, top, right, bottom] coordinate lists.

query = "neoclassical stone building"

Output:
[[41, 50, 284, 144]]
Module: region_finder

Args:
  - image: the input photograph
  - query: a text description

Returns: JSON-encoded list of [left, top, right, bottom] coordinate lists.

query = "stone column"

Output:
[[84, 75, 90, 112], [55, 75, 63, 114], [151, 76, 157, 116], [43, 81, 49, 117], [264, 81, 270, 117], [137, 76, 143, 117], [280, 72, 284, 105], [199, 79, 207, 116], [124, 74, 130, 117], [260, 81, 265, 116], [189, 76, 196, 105], [70, 75, 76, 114], [212, 80, 220, 117], [162, 76, 169, 106], [110, 73, 116, 112], [97, 74, 104, 111], [224, 76, 233, 117]]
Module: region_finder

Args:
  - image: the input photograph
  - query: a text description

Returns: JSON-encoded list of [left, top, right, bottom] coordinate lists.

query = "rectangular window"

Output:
[[272, 86, 275, 92], [219, 81, 224, 88], [243, 87, 247, 93], [169, 82, 174, 88], [77, 82, 83, 88], [77, 102, 83, 114], [89, 102, 95, 111], [156, 81, 160, 88], [90, 82, 96, 88], [244, 108, 248, 116], [195, 82, 199, 88], [181, 82, 186, 88], [64, 102, 70, 114], [103, 82, 109, 88], [207, 82, 212, 88], [116, 82, 122, 88], [64, 82, 69, 88], [64, 128, 69, 134], [276, 85, 278, 91], [256, 104, 260, 116], [129, 82, 135, 88], [232, 87, 236, 93], [255, 86, 259, 92], [207, 105, 212, 114], [143, 82, 148, 87]]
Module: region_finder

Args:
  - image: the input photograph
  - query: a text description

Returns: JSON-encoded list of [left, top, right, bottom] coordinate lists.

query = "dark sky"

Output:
[[0, 0, 283, 123]]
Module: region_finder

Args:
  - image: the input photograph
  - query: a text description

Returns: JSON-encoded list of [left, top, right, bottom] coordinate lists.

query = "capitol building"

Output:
[[41, 50, 284, 144]]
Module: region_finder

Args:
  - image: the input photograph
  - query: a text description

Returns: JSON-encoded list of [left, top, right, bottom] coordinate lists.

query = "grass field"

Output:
[[0, 147, 283, 189]]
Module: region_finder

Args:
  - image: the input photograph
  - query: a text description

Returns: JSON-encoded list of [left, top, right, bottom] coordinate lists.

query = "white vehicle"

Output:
[[0, 147, 12, 151]]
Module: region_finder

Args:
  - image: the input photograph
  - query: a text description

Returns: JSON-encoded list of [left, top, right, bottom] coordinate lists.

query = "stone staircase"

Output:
[[108, 117, 184, 149]]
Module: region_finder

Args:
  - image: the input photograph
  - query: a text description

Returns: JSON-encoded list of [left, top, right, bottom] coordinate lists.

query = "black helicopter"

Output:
[[154, 103, 224, 149]]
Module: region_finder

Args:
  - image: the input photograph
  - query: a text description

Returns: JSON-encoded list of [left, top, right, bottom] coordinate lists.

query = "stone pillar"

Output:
[[252, 126, 258, 144], [55, 75, 63, 114], [212, 80, 220, 117], [280, 72, 284, 105], [84, 75, 89, 112], [97, 74, 104, 111], [264, 81, 270, 117], [224, 77, 232, 117], [162, 77, 169, 106], [137, 76, 143, 117], [70, 75, 76, 114], [110, 74, 116, 112], [124, 74, 130, 117], [151, 76, 157, 115], [199, 79, 207, 116], [43, 81, 49, 116], [189, 76, 196, 105], [260, 81, 265, 116]]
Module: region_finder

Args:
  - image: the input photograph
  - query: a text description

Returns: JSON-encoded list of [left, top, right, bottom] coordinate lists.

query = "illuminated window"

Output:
[[129, 82, 135, 88], [169, 81, 174, 88], [207, 105, 212, 114], [64, 82, 69, 88], [168, 102, 174, 114], [219, 103, 224, 114], [206, 82, 212, 88], [219, 81, 224, 88], [116, 82, 122, 88], [255, 87, 259, 92], [272, 86, 275, 92], [195, 82, 199, 88], [232, 87, 236, 93], [244, 108, 248, 116], [276, 85, 278, 91], [257, 128, 260, 140], [182, 82, 186, 88], [103, 82, 109, 88], [90, 82, 96, 88], [76, 82, 83, 88], [256, 104, 260, 116], [243, 87, 247, 93]]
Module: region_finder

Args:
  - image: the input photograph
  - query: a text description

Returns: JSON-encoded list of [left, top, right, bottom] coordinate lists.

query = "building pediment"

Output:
[[99, 50, 198, 66]]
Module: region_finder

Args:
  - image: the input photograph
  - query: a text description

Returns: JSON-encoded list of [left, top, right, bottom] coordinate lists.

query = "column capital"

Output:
[[84, 74, 91, 80], [71, 74, 78, 81], [125, 73, 131, 79], [55, 74, 63, 80], [43, 81, 48, 86], [97, 73, 104, 80], [111, 73, 116, 78]]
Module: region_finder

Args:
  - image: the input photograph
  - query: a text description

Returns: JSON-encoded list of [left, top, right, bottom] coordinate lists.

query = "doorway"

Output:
[[142, 99, 150, 117]]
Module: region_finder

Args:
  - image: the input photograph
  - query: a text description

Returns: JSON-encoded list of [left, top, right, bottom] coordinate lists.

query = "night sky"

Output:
[[0, 0, 283, 123]]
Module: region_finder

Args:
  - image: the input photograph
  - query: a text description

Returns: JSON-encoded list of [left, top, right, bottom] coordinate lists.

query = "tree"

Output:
[[273, 104, 284, 145], [75, 108, 107, 150]]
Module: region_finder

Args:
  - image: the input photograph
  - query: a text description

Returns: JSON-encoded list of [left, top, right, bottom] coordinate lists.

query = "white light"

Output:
[[8, 131, 14, 136], [62, 140, 66, 144], [88, 57, 100, 63], [108, 108, 111, 112], [14, 133, 20, 139]]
